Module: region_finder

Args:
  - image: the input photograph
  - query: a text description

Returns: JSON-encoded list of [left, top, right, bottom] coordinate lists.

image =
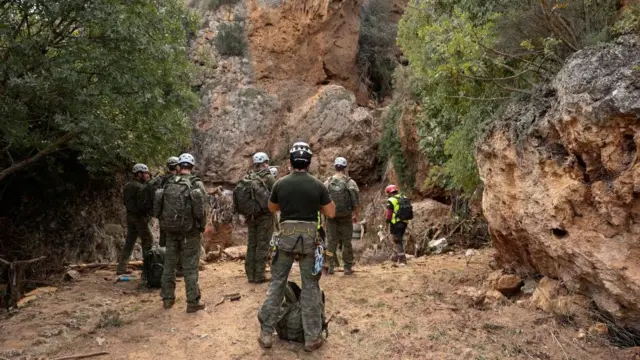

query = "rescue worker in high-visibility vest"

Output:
[[385, 184, 408, 264]]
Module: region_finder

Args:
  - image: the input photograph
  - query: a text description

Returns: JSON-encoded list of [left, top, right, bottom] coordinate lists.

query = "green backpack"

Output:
[[274, 281, 327, 343], [327, 176, 354, 217], [233, 172, 270, 217], [155, 175, 205, 232], [143, 247, 165, 288]]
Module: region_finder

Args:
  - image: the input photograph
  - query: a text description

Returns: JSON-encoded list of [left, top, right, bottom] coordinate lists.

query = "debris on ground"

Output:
[[215, 293, 242, 306], [427, 238, 449, 254], [64, 270, 82, 282], [222, 246, 246, 260]]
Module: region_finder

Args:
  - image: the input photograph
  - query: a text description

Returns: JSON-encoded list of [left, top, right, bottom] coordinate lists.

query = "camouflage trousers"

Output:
[[161, 229, 202, 305], [117, 214, 153, 273], [160, 229, 183, 275], [326, 215, 354, 270], [390, 222, 408, 262], [258, 250, 323, 342], [245, 214, 274, 282]]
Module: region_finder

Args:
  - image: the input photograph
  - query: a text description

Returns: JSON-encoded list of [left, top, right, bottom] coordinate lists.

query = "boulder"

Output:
[[484, 290, 507, 307], [476, 35, 640, 330], [427, 238, 449, 254], [63, 270, 81, 282], [222, 246, 247, 260], [531, 277, 590, 319], [495, 274, 523, 296], [454, 286, 485, 307], [531, 277, 566, 313]]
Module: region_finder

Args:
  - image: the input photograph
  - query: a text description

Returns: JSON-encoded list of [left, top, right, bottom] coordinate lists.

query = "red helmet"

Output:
[[385, 184, 399, 194]]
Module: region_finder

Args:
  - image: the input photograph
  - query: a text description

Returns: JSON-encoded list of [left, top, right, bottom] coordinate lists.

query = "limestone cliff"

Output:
[[191, 0, 380, 185], [476, 36, 640, 329]]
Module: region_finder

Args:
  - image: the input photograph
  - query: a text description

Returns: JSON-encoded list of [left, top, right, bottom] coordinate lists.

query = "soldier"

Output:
[[324, 157, 359, 275], [385, 184, 412, 264], [241, 152, 276, 283], [258, 142, 336, 352], [160, 153, 207, 312], [117, 163, 153, 275], [147, 157, 185, 276]]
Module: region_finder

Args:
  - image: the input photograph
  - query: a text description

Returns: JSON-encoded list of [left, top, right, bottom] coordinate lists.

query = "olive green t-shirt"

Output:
[[270, 171, 331, 222]]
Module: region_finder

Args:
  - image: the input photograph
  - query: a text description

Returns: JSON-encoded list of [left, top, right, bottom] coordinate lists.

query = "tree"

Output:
[[0, 0, 199, 182], [396, 0, 619, 196]]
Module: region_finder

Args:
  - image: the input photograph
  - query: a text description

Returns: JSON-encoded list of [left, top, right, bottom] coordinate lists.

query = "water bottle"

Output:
[[115, 274, 135, 282]]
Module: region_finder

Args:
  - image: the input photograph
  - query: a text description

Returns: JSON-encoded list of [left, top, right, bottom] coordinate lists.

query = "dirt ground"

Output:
[[1, 249, 637, 360]]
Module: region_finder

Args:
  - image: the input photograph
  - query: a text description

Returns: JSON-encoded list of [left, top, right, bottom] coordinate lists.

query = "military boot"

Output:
[[344, 267, 353, 275], [163, 299, 175, 309], [304, 337, 324, 352], [186, 301, 206, 313], [258, 329, 273, 349]]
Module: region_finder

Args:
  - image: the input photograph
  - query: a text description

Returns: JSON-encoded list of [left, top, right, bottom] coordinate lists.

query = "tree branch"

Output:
[[0, 131, 79, 183], [446, 95, 512, 101], [0, 255, 46, 266]]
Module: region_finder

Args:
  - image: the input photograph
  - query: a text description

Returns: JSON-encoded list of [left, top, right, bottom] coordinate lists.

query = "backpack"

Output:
[[146, 175, 172, 216], [143, 247, 165, 288], [156, 175, 205, 232], [233, 172, 270, 217], [274, 281, 327, 343], [395, 196, 414, 221], [327, 176, 354, 217]]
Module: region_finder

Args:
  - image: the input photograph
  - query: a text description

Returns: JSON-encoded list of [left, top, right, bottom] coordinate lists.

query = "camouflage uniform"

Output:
[[160, 175, 207, 306], [117, 179, 153, 274], [258, 249, 323, 341], [258, 171, 331, 344], [244, 168, 276, 283], [161, 229, 202, 305], [324, 176, 359, 272], [326, 215, 354, 271]]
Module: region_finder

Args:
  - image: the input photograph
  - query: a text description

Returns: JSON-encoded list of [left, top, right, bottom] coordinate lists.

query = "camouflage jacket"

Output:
[[123, 179, 147, 216]]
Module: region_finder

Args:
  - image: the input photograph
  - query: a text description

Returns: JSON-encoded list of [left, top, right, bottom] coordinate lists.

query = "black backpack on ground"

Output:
[[396, 196, 414, 221], [143, 247, 165, 288]]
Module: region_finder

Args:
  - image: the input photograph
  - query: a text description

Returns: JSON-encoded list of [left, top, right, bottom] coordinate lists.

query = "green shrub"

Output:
[[357, 0, 397, 100], [379, 104, 414, 191], [396, 0, 620, 197], [215, 22, 246, 57], [189, 0, 240, 12]]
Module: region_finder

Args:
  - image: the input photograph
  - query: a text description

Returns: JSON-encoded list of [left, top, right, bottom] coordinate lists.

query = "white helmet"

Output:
[[167, 156, 179, 167], [290, 142, 312, 155], [269, 167, 278, 177], [132, 163, 149, 173], [334, 157, 347, 167], [178, 153, 195, 166], [253, 152, 269, 164]]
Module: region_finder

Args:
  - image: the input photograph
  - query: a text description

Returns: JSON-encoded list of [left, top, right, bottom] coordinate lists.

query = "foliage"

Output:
[[188, 0, 240, 12], [615, 3, 640, 35], [215, 22, 246, 57], [396, 0, 619, 196], [357, 0, 398, 99], [379, 104, 414, 191], [0, 0, 199, 182]]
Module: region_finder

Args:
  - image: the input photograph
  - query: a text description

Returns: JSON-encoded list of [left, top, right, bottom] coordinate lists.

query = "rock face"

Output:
[[476, 36, 640, 329], [191, 2, 380, 185], [247, 0, 364, 107]]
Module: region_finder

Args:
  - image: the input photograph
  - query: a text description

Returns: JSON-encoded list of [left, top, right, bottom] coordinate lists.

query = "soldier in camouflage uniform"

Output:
[[146, 156, 185, 276], [324, 157, 359, 275], [117, 163, 154, 275], [161, 153, 207, 313], [240, 152, 276, 283], [258, 142, 336, 352]]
